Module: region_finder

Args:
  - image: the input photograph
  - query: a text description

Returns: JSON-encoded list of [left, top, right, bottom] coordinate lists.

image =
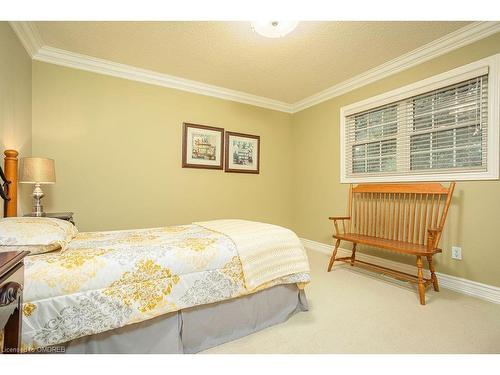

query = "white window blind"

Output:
[[344, 74, 489, 180]]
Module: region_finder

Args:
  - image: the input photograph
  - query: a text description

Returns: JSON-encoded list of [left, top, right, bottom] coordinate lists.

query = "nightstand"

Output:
[[0, 250, 29, 354], [23, 212, 75, 226]]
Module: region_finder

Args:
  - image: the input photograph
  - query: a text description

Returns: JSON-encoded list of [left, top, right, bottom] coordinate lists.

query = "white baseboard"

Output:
[[301, 238, 500, 304]]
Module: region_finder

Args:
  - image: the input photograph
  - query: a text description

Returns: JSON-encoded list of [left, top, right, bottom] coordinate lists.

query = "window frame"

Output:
[[340, 54, 500, 183]]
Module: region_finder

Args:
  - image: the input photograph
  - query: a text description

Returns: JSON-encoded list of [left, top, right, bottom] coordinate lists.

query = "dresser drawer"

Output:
[[0, 251, 28, 354]]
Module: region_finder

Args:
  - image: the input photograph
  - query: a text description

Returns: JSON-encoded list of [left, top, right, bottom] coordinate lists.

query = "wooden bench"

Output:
[[328, 182, 455, 305]]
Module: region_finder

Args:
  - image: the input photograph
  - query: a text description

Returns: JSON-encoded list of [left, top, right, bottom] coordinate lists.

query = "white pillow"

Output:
[[0, 217, 78, 251]]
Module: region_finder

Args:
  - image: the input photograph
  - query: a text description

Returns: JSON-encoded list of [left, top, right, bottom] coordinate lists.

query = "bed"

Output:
[[0, 150, 310, 354]]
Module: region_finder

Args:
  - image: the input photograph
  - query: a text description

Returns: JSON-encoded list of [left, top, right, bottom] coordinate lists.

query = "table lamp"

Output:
[[19, 157, 56, 217]]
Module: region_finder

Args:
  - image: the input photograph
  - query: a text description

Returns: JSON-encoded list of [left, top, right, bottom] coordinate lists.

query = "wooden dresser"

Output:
[[0, 251, 29, 354]]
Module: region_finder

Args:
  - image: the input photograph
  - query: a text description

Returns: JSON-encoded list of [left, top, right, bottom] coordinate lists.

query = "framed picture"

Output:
[[225, 132, 260, 174], [182, 123, 224, 169]]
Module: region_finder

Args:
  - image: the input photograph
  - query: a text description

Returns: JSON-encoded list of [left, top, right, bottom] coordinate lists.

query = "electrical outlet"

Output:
[[451, 246, 462, 260]]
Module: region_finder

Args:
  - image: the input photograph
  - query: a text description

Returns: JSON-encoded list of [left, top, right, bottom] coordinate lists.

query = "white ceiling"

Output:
[[32, 21, 471, 104]]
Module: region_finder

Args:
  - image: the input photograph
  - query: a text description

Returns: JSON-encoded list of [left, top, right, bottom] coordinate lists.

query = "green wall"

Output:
[[32, 61, 294, 232], [292, 32, 500, 287], [0, 22, 32, 214], [20, 24, 500, 287]]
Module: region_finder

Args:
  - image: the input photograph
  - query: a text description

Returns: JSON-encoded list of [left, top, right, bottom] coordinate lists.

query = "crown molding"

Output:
[[291, 21, 500, 113], [32, 46, 294, 113], [9, 21, 293, 113], [9, 21, 500, 114], [8, 21, 43, 58]]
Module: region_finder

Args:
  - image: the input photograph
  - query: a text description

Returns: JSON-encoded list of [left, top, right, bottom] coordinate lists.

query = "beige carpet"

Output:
[[203, 249, 500, 354]]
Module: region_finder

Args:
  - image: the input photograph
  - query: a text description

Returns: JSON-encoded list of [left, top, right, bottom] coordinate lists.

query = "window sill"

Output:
[[341, 169, 498, 183]]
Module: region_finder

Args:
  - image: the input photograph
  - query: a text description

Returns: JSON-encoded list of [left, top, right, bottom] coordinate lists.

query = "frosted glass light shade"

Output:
[[251, 21, 298, 38], [19, 157, 56, 184]]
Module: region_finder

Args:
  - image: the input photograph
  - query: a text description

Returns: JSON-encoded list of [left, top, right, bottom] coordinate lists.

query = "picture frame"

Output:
[[225, 131, 260, 174], [182, 122, 224, 169]]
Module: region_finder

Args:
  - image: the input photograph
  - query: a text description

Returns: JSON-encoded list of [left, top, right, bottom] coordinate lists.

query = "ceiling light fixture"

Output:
[[251, 21, 298, 38]]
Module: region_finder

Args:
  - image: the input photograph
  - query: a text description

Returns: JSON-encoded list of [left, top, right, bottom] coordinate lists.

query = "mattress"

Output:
[[21, 221, 310, 350]]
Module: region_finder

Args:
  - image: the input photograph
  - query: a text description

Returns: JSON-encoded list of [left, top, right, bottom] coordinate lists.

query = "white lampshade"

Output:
[[251, 21, 298, 38], [19, 157, 56, 184]]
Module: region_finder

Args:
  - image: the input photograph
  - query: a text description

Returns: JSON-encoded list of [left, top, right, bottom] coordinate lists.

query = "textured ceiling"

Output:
[[34, 21, 470, 103]]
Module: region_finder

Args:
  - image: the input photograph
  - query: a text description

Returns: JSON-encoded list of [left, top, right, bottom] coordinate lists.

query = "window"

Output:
[[410, 77, 486, 172], [351, 104, 398, 174], [340, 54, 499, 183]]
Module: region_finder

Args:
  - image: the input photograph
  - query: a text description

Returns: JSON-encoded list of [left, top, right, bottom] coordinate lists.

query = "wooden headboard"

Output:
[[1, 150, 18, 217]]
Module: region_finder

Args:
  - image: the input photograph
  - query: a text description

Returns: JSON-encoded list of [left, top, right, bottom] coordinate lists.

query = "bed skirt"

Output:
[[58, 283, 308, 354]]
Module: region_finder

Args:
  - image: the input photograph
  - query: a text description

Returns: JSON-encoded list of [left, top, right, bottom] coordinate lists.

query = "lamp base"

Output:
[[31, 206, 46, 217], [31, 183, 46, 217]]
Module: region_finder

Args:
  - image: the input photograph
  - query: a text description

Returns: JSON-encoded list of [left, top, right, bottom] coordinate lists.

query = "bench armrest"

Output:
[[427, 228, 442, 234], [328, 216, 351, 221], [329, 216, 351, 235], [427, 228, 442, 250]]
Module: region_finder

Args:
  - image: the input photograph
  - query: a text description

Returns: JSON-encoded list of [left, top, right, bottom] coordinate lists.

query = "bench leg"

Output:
[[427, 255, 439, 292], [350, 243, 357, 266], [327, 239, 341, 272], [416, 256, 426, 305]]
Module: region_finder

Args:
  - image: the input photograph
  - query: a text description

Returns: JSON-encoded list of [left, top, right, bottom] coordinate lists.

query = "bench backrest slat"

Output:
[[352, 183, 450, 194], [349, 183, 455, 246]]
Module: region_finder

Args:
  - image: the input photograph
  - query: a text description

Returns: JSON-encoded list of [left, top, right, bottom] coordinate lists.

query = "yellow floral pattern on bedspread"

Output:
[[104, 259, 180, 313], [22, 224, 310, 350]]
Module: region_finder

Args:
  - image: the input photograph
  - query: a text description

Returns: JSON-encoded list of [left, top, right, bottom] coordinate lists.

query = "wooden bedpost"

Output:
[[4, 150, 18, 217]]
